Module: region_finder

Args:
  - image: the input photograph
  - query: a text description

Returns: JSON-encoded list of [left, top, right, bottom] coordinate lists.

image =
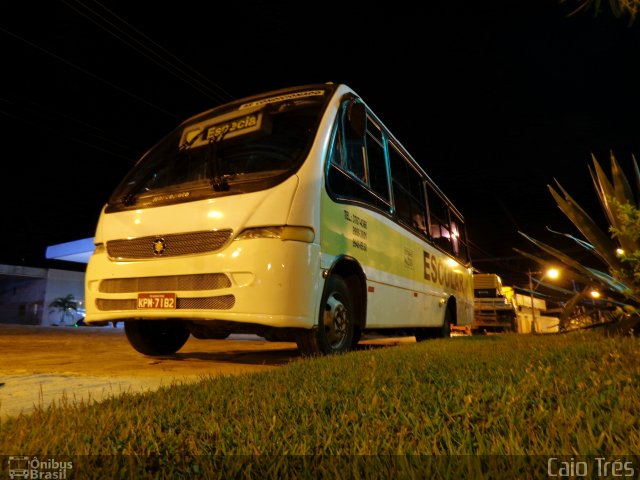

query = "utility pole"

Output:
[[528, 270, 537, 334]]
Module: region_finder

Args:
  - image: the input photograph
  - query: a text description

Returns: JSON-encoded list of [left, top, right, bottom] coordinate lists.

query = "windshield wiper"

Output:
[[122, 191, 137, 206], [208, 133, 229, 192], [179, 130, 204, 151], [121, 134, 203, 206]]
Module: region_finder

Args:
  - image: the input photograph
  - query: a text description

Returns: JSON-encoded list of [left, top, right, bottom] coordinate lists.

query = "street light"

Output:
[[528, 268, 560, 333]]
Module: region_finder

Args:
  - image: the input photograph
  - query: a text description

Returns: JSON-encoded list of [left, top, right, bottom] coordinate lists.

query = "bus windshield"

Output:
[[108, 87, 332, 210]]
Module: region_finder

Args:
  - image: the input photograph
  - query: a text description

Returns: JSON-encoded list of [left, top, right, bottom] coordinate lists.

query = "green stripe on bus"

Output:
[[320, 192, 472, 296]]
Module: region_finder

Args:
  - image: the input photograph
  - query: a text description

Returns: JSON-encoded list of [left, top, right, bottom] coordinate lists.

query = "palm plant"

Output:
[[515, 152, 640, 330], [48, 293, 78, 326], [560, 0, 639, 25]]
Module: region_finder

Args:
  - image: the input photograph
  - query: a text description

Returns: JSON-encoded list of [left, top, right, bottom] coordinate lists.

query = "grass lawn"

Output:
[[1, 330, 638, 478]]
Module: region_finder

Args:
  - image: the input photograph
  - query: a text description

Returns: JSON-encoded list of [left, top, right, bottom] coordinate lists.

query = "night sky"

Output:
[[1, 1, 639, 286]]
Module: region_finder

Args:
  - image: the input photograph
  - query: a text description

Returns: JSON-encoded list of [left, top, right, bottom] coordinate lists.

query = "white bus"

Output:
[[85, 83, 474, 356]]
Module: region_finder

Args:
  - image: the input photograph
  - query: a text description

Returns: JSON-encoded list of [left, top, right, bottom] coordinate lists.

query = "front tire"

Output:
[[124, 320, 190, 356], [297, 275, 355, 356]]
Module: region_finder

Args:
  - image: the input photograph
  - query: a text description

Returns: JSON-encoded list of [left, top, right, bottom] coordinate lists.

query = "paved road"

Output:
[[0, 324, 300, 419], [0, 324, 414, 419]]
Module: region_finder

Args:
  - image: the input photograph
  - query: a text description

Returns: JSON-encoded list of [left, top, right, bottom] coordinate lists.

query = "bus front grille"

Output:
[[99, 273, 231, 293], [106, 229, 233, 260], [95, 295, 236, 311]]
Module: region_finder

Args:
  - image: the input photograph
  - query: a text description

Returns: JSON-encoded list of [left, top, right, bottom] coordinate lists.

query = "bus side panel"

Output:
[[320, 190, 473, 329], [364, 280, 447, 329], [457, 290, 474, 326]]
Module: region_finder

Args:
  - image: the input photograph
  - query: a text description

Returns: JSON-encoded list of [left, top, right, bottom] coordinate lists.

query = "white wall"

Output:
[[0, 265, 48, 324]]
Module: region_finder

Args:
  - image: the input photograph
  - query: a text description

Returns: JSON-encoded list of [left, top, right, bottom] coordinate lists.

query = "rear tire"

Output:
[[297, 275, 355, 356], [124, 320, 190, 356], [415, 307, 452, 341], [207, 333, 230, 340]]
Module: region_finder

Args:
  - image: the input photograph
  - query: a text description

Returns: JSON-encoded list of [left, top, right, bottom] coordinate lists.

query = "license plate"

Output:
[[137, 293, 176, 309]]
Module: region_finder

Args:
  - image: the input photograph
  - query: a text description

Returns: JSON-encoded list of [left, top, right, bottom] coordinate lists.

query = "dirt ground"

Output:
[[0, 324, 414, 419], [0, 324, 300, 419]]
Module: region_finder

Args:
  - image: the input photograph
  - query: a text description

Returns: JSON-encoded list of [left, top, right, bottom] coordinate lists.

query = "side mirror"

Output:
[[345, 102, 366, 140]]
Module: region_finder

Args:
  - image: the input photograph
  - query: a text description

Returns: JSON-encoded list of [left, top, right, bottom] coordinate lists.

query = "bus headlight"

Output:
[[236, 226, 315, 242]]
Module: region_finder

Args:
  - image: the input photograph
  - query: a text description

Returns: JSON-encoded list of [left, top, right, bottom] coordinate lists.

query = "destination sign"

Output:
[[182, 111, 269, 148]]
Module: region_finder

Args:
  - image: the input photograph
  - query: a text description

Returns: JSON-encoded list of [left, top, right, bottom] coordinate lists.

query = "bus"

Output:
[[84, 83, 474, 356]]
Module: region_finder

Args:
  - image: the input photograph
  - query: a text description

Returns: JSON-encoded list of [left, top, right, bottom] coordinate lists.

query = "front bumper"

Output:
[[85, 239, 322, 329]]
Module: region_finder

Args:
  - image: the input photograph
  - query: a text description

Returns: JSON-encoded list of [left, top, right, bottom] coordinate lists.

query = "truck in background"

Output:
[[450, 272, 560, 336], [470, 273, 517, 334]]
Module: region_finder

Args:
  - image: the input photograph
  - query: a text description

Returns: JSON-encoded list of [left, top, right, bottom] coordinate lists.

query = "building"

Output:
[[513, 293, 560, 334], [0, 238, 93, 326]]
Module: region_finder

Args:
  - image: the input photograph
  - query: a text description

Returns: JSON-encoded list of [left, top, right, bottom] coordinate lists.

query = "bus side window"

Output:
[[450, 215, 470, 263], [329, 122, 344, 168], [342, 106, 367, 183], [426, 184, 453, 254], [366, 118, 389, 201], [326, 104, 390, 213], [389, 142, 427, 236]]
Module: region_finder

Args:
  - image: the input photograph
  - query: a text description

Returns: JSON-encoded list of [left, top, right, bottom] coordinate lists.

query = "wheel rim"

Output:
[[323, 292, 349, 349]]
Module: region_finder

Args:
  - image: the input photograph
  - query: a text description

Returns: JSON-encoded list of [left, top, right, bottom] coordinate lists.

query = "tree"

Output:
[[560, 0, 639, 25], [48, 294, 78, 326], [515, 152, 640, 331], [610, 198, 640, 295]]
